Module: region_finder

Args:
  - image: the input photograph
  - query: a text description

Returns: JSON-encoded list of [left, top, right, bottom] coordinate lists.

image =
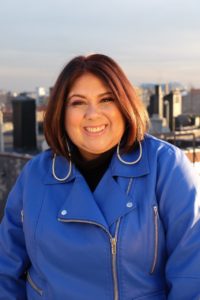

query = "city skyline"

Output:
[[0, 0, 200, 92]]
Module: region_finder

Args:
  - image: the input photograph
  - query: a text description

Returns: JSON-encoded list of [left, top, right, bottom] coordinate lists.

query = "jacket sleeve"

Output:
[[0, 168, 30, 300], [157, 146, 200, 299]]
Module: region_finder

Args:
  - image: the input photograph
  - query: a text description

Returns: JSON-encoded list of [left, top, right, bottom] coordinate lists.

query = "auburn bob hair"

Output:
[[44, 54, 149, 158]]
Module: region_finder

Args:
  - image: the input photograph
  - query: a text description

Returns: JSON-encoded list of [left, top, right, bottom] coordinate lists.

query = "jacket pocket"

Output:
[[150, 205, 159, 274], [132, 290, 167, 299], [27, 271, 43, 296]]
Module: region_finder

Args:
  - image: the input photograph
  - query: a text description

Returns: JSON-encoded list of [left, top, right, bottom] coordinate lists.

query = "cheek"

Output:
[[64, 110, 75, 136], [114, 111, 126, 132], [118, 121, 126, 137], [65, 110, 79, 131]]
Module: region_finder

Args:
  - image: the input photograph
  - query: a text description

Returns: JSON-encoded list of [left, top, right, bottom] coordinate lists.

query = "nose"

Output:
[[84, 104, 100, 119]]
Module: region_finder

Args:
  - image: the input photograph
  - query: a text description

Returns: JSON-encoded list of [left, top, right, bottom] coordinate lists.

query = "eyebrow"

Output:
[[68, 91, 113, 100]]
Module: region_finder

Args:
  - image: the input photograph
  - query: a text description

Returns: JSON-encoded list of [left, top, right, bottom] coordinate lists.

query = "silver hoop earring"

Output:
[[52, 140, 72, 181], [117, 141, 142, 165]]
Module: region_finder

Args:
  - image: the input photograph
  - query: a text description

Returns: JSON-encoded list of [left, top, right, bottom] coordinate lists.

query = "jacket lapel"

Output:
[[94, 169, 136, 227], [93, 138, 150, 227], [58, 175, 108, 230], [45, 138, 150, 229]]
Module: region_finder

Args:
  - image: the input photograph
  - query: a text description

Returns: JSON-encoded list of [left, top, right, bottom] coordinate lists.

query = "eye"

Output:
[[67, 99, 86, 106], [100, 97, 115, 103]]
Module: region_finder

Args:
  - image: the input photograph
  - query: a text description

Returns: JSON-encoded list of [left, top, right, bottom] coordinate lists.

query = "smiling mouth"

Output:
[[84, 125, 107, 133]]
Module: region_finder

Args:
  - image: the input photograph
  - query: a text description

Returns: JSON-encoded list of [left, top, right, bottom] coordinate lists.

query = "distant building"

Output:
[[36, 87, 46, 97], [182, 89, 200, 114], [148, 85, 168, 134], [163, 90, 182, 131], [148, 85, 163, 118], [175, 114, 200, 129], [12, 94, 37, 151], [147, 85, 182, 133], [0, 91, 14, 106]]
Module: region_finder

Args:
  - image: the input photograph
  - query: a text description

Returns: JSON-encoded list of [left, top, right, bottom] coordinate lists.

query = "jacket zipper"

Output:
[[27, 272, 43, 296], [150, 206, 159, 274], [58, 178, 133, 300], [58, 218, 121, 300], [111, 218, 121, 300]]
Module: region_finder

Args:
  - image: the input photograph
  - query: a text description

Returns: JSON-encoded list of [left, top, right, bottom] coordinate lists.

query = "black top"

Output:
[[71, 147, 116, 192]]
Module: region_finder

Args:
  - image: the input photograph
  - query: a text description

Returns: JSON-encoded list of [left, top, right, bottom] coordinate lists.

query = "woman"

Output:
[[0, 54, 200, 300]]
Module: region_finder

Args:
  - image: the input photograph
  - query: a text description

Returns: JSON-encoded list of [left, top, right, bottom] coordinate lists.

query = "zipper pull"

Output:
[[111, 238, 117, 255], [153, 206, 158, 216], [21, 210, 24, 223]]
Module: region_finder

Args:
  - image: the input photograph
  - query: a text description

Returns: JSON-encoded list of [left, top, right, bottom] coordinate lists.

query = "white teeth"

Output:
[[85, 125, 106, 133]]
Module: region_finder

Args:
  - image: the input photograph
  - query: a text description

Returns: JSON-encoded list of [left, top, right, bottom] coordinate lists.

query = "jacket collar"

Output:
[[44, 154, 76, 185], [44, 137, 150, 185], [44, 139, 149, 228], [57, 175, 109, 229], [57, 169, 136, 229], [110, 138, 149, 178]]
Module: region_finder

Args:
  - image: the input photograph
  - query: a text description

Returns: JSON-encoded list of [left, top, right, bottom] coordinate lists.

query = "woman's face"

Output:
[[65, 72, 125, 160]]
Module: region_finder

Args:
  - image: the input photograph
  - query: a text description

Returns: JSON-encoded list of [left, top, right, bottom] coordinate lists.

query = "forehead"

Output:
[[68, 72, 111, 95]]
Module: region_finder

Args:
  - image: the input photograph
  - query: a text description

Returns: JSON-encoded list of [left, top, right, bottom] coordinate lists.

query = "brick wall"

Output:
[[0, 153, 31, 221]]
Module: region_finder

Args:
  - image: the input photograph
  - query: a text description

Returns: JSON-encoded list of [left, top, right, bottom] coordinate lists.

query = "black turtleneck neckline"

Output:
[[71, 146, 116, 192]]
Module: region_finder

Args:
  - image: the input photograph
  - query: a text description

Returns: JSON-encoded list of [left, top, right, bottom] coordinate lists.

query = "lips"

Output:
[[84, 125, 106, 133], [83, 125, 108, 136]]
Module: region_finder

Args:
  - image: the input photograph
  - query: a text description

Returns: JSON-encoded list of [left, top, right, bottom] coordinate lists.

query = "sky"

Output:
[[0, 0, 200, 92]]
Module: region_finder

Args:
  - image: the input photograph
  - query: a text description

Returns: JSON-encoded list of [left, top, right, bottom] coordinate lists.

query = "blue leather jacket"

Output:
[[0, 134, 200, 300]]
